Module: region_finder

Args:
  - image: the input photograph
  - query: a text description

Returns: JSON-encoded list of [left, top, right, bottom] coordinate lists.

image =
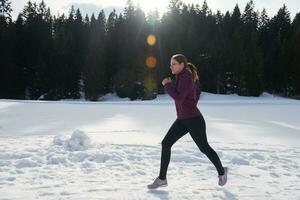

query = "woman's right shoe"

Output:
[[147, 177, 168, 189], [218, 167, 228, 186]]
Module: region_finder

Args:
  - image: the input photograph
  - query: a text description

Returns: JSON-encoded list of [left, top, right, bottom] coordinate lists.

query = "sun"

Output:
[[135, 0, 168, 15]]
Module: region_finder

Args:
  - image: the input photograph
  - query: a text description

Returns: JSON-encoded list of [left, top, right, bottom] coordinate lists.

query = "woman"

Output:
[[147, 54, 228, 189]]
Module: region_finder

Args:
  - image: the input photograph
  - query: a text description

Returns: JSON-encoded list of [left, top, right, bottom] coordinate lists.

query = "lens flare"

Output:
[[147, 34, 156, 46], [145, 56, 157, 68], [144, 75, 158, 93]]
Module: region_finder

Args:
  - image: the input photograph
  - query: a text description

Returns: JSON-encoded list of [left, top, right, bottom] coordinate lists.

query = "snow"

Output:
[[60, 130, 92, 151], [0, 92, 300, 199]]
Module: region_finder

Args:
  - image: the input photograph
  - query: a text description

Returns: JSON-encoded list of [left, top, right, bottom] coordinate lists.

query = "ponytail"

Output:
[[187, 62, 199, 82]]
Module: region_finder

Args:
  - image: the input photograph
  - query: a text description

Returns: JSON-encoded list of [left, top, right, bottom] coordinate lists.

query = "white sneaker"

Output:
[[147, 177, 168, 189], [218, 167, 228, 186]]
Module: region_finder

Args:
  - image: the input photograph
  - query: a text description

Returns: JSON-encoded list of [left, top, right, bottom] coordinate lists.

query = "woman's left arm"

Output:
[[164, 74, 192, 103]]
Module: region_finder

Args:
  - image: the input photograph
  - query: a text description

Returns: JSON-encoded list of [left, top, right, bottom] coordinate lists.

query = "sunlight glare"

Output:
[[135, 0, 168, 15]]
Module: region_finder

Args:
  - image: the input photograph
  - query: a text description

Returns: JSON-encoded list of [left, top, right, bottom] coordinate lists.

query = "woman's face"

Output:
[[170, 58, 184, 75]]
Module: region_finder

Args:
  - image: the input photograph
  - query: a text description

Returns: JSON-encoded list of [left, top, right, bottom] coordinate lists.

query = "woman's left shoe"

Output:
[[147, 177, 168, 189], [218, 167, 228, 186]]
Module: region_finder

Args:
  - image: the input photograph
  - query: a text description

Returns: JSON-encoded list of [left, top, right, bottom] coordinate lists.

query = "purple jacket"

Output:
[[164, 68, 201, 119]]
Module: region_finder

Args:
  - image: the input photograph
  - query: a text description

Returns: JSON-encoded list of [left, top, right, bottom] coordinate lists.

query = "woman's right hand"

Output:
[[162, 77, 172, 86]]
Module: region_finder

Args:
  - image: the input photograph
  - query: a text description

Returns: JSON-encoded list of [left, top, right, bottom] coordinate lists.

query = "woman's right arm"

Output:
[[164, 74, 192, 103]]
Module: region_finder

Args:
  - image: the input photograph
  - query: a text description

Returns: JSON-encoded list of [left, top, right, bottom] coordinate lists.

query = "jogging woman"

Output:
[[147, 54, 228, 189]]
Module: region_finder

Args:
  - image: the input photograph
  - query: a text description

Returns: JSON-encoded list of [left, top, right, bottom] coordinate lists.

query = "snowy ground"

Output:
[[0, 92, 300, 199]]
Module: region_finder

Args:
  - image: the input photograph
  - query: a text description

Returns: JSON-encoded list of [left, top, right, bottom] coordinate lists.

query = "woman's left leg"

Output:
[[181, 114, 225, 176], [159, 119, 188, 180]]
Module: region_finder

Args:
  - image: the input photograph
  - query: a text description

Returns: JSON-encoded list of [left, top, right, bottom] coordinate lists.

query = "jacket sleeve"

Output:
[[164, 74, 192, 103]]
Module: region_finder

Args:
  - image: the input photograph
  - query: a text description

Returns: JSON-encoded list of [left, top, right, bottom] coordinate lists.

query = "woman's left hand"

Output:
[[162, 77, 172, 86]]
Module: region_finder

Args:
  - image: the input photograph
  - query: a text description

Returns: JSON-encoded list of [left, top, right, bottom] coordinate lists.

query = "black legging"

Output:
[[159, 113, 225, 180]]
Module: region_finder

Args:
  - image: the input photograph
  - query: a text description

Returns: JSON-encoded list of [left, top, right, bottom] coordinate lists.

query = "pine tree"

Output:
[[242, 0, 259, 31], [50, 6, 80, 99], [267, 4, 292, 95], [258, 8, 270, 51], [18, 1, 53, 99], [83, 10, 106, 100], [237, 0, 263, 96], [208, 11, 226, 94], [51, 7, 86, 99], [50, 14, 66, 99], [200, 0, 212, 16], [114, 2, 150, 100], [0, 7, 19, 98], [259, 8, 269, 28], [114, 1, 137, 99], [230, 4, 241, 36], [161, 0, 183, 54], [104, 9, 120, 93], [0, 0, 12, 22], [291, 15, 300, 96]]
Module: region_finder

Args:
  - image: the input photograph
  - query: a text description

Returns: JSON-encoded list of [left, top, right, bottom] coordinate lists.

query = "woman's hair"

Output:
[[172, 54, 199, 82]]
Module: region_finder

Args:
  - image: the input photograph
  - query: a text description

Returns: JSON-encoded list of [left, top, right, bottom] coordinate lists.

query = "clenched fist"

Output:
[[162, 77, 172, 86]]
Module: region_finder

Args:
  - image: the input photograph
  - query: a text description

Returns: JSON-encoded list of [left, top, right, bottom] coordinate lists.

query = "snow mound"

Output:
[[53, 130, 91, 151]]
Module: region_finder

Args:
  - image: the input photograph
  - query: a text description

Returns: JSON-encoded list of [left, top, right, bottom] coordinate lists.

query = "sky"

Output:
[[10, 0, 300, 21]]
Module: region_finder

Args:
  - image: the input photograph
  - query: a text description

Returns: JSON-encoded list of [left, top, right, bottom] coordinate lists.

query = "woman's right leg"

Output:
[[182, 115, 225, 176], [159, 119, 188, 180]]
